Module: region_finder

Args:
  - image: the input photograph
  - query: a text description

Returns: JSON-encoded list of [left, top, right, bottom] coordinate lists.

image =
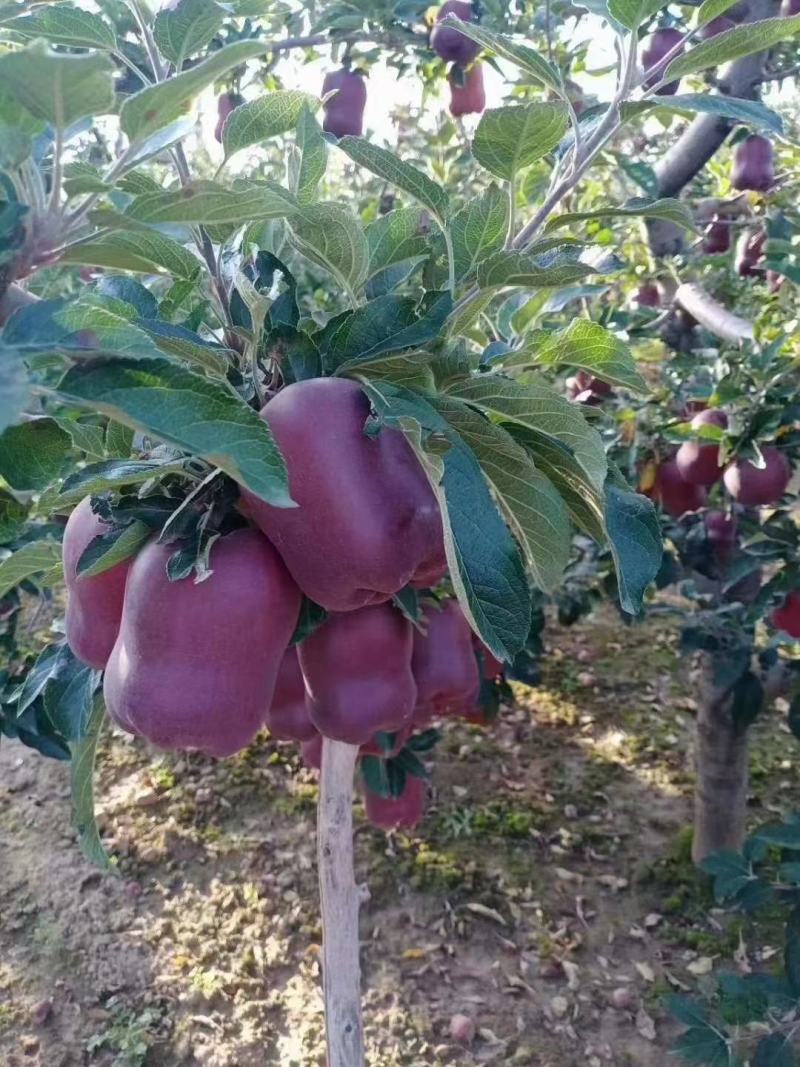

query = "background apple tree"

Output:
[[0, 0, 799, 1064]]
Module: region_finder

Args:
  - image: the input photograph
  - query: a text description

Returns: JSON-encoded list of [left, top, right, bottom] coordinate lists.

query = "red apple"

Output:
[[641, 28, 684, 95], [675, 409, 728, 487], [723, 447, 791, 506], [655, 458, 708, 518], [772, 590, 800, 638]]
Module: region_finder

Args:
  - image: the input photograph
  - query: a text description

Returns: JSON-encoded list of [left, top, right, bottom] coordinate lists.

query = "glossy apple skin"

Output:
[[735, 229, 766, 277], [63, 497, 131, 669], [723, 447, 791, 505], [772, 590, 800, 638], [432, 0, 480, 64], [298, 603, 416, 745], [321, 69, 367, 138], [266, 647, 316, 742], [675, 409, 728, 487], [412, 599, 480, 720], [702, 219, 731, 254], [241, 378, 444, 612], [214, 91, 244, 144], [364, 773, 426, 830], [783, 0, 800, 14], [641, 28, 684, 94], [655, 458, 708, 518], [105, 528, 301, 758], [448, 62, 485, 116], [731, 135, 774, 192]]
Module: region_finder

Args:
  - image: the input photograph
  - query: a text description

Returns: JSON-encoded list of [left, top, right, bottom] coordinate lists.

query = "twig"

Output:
[[318, 739, 365, 1067]]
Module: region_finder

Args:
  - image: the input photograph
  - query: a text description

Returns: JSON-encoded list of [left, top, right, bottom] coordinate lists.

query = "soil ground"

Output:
[[1, 605, 797, 1067]]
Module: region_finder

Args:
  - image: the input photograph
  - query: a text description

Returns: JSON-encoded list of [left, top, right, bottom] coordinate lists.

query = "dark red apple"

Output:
[[698, 15, 735, 37], [266, 648, 316, 743], [735, 228, 766, 277], [298, 603, 416, 745], [702, 219, 731, 254], [241, 378, 444, 613], [104, 529, 301, 758], [214, 91, 244, 144], [772, 590, 800, 638], [635, 282, 661, 307], [655, 458, 708, 518], [565, 370, 614, 406], [675, 409, 728, 487], [723, 447, 791, 505], [731, 135, 775, 192], [63, 497, 132, 669], [448, 62, 485, 117], [641, 28, 684, 95], [431, 0, 480, 65], [411, 599, 480, 720], [364, 773, 426, 830], [322, 69, 367, 138]]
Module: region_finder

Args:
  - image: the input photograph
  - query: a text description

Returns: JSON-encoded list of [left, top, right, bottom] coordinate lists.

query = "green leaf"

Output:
[[0, 540, 62, 599], [0, 418, 71, 491], [344, 351, 436, 392], [476, 247, 599, 289], [0, 347, 29, 432], [69, 693, 113, 871], [105, 421, 134, 458], [223, 90, 316, 158], [664, 995, 710, 1029], [125, 179, 298, 226], [697, 0, 739, 25], [510, 428, 605, 540], [6, 5, 117, 49], [288, 103, 327, 205], [139, 320, 232, 376], [671, 1024, 732, 1066], [753, 822, 800, 849], [444, 374, 607, 490], [120, 39, 266, 140], [329, 293, 452, 373], [451, 184, 510, 280], [666, 16, 800, 81], [41, 648, 101, 743], [447, 289, 496, 338], [0, 489, 26, 541], [604, 482, 662, 615], [701, 849, 753, 899], [753, 1033, 796, 1067], [608, 0, 665, 29], [546, 197, 695, 233], [56, 303, 163, 359], [473, 103, 570, 182], [433, 396, 571, 592], [55, 358, 294, 506], [337, 137, 449, 226], [0, 42, 114, 127], [532, 319, 647, 392], [650, 93, 783, 135], [77, 519, 150, 578], [288, 203, 369, 300], [361, 380, 531, 662], [53, 417, 106, 459], [436, 17, 563, 93], [61, 229, 202, 279], [366, 208, 428, 277], [58, 458, 186, 500], [154, 0, 225, 69]]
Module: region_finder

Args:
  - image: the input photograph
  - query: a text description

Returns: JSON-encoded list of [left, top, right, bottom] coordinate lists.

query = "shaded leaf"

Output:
[[70, 693, 113, 871], [437, 17, 563, 92], [604, 481, 662, 615], [473, 103, 570, 181], [223, 90, 315, 158], [0, 41, 114, 127], [666, 16, 800, 81], [0, 540, 62, 599], [55, 358, 293, 506], [154, 0, 225, 69], [546, 197, 695, 233], [0, 418, 71, 490], [125, 180, 298, 226], [288, 203, 369, 299], [288, 103, 327, 205], [529, 318, 647, 392], [451, 184, 509, 280], [337, 137, 449, 225]]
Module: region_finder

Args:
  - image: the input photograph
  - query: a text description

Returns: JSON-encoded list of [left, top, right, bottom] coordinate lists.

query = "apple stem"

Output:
[[318, 738, 365, 1067]]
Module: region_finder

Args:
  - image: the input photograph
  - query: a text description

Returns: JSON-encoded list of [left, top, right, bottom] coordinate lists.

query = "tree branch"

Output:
[[675, 282, 754, 343], [647, 0, 781, 257]]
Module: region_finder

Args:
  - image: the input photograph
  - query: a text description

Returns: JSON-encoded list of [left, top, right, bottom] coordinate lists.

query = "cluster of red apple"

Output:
[[214, 0, 485, 144], [647, 405, 798, 636], [62, 379, 504, 829]]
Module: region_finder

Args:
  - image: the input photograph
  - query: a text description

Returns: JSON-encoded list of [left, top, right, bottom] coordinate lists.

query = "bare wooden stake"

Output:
[[318, 738, 365, 1067]]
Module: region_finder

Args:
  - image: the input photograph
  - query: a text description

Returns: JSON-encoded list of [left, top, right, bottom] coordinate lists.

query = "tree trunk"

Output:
[[692, 667, 749, 864], [318, 738, 365, 1067]]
